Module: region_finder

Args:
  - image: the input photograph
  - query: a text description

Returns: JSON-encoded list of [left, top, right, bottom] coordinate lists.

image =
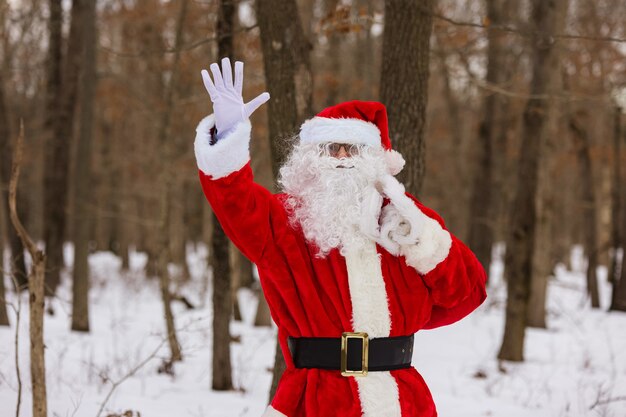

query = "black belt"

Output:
[[288, 332, 414, 376]]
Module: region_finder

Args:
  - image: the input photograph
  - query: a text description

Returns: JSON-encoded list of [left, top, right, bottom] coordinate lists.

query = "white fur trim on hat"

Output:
[[194, 114, 251, 179], [299, 116, 381, 147], [384, 149, 405, 176]]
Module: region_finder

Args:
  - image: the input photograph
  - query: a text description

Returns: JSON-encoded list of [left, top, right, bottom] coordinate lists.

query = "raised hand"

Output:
[[201, 57, 270, 139]]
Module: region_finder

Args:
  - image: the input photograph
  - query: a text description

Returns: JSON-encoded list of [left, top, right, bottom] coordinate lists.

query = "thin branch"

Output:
[[10, 274, 22, 417], [99, 24, 259, 58], [590, 395, 626, 409], [430, 9, 626, 44], [95, 317, 205, 417], [8, 120, 38, 258], [95, 337, 167, 417], [340, 9, 626, 44]]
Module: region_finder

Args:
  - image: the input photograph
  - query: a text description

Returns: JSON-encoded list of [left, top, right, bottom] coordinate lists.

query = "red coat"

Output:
[[195, 115, 487, 417]]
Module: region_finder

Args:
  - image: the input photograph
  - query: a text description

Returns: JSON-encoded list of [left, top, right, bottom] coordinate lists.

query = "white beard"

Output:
[[278, 142, 390, 256]]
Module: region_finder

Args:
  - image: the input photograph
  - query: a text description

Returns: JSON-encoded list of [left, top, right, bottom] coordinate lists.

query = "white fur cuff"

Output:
[[194, 114, 251, 179], [261, 405, 288, 417], [401, 216, 452, 275]]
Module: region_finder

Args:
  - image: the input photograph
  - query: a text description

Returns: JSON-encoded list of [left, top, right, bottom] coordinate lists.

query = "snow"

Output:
[[1, 244, 625, 417]]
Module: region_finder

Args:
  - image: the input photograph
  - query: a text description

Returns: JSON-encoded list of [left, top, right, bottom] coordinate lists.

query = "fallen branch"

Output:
[[590, 395, 626, 410], [95, 337, 167, 417], [95, 316, 205, 417]]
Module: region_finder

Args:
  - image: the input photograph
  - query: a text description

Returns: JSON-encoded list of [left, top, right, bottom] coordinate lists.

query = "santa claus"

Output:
[[194, 58, 487, 417]]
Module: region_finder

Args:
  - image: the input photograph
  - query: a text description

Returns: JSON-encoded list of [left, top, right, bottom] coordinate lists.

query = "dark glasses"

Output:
[[319, 143, 363, 157]]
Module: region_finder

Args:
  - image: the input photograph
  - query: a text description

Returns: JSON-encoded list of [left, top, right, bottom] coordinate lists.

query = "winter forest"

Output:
[[0, 0, 626, 416]]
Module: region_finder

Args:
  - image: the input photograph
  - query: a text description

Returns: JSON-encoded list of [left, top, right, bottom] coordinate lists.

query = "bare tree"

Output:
[[154, 0, 189, 364], [527, 3, 567, 328], [0, 20, 10, 325], [230, 244, 253, 321], [257, 0, 312, 177], [9, 122, 48, 417], [0, 0, 27, 293], [498, 0, 565, 362], [610, 111, 626, 311], [467, 0, 509, 278], [257, 0, 312, 401], [379, 0, 434, 196], [609, 106, 622, 292], [211, 0, 235, 391], [70, 0, 97, 332], [569, 111, 600, 308], [611, 201, 626, 311], [43, 0, 84, 296]]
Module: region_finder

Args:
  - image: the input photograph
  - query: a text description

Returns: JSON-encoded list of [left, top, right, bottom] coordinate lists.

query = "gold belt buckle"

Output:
[[341, 332, 369, 377]]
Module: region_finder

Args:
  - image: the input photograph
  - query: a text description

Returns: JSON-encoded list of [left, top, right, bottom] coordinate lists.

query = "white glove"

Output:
[[201, 57, 270, 140], [373, 174, 425, 255]]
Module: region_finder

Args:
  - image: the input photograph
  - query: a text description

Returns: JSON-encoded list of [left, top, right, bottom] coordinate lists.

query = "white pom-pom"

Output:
[[384, 150, 405, 176]]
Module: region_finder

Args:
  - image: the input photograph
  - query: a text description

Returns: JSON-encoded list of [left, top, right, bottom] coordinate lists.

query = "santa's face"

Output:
[[278, 141, 388, 256]]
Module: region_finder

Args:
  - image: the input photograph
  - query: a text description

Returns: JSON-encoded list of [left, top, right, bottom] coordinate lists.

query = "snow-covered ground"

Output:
[[1, 245, 625, 417]]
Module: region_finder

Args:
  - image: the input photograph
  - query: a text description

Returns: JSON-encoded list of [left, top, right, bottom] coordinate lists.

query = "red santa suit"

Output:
[[194, 101, 487, 417]]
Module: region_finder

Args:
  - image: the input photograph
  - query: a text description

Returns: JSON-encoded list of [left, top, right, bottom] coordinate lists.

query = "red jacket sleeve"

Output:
[[199, 163, 276, 264], [402, 195, 487, 329], [194, 114, 281, 264]]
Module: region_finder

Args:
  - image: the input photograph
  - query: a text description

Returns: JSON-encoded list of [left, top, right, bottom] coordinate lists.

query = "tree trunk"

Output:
[[432, 30, 467, 238], [323, 0, 341, 107], [379, 0, 434, 197], [611, 183, 626, 311], [467, 0, 508, 279], [257, 0, 312, 402], [257, 0, 312, 178], [254, 284, 273, 326], [43, 0, 84, 296], [170, 184, 190, 282], [609, 106, 622, 296], [209, 0, 237, 392], [498, 0, 564, 362], [71, 0, 97, 332], [0, 54, 28, 293], [230, 243, 253, 321], [154, 0, 189, 364], [0, 229, 7, 324], [527, 100, 560, 327], [0, 32, 11, 325], [569, 114, 600, 308], [527, 6, 566, 328]]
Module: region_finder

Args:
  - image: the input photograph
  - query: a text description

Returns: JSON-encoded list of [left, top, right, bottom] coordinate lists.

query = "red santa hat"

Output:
[[299, 100, 406, 176]]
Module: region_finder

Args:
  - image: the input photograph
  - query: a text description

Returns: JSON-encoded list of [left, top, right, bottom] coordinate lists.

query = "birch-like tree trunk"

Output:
[[498, 0, 565, 362], [71, 0, 97, 332], [379, 0, 434, 197]]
